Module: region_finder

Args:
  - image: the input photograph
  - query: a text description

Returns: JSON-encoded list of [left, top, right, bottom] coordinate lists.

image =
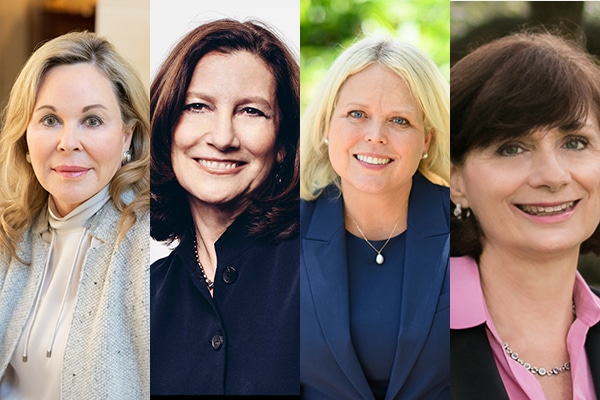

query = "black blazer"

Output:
[[301, 172, 450, 399], [450, 288, 600, 399], [150, 214, 299, 395]]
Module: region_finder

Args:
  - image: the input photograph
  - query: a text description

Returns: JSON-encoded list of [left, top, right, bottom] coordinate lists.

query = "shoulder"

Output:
[[300, 186, 342, 237]]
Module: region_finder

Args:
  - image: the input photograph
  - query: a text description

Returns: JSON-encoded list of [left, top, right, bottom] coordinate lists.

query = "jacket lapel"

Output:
[[302, 190, 373, 399], [386, 173, 450, 399], [450, 325, 510, 400]]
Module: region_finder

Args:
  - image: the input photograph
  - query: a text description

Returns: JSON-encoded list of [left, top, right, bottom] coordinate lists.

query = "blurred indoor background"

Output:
[[0, 0, 149, 112]]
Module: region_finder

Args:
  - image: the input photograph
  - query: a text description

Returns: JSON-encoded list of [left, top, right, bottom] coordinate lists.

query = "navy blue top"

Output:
[[347, 231, 405, 399], [150, 214, 299, 395]]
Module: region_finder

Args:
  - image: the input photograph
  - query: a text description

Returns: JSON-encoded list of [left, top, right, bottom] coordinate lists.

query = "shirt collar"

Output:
[[450, 256, 487, 329], [450, 255, 600, 330]]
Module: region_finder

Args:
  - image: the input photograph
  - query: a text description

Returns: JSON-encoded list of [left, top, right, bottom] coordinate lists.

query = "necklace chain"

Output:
[[345, 211, 401, 265], [193, 234, 214, 290], [502, 300, 576, 377], [503, 343, 570, 377]]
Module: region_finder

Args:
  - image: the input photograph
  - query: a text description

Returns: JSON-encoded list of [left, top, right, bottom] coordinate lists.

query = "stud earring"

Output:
[[324, 137, 329, 145], [422, 152, 428, 159], [122, 150, 132, 165], [25, 152, 31, 164]]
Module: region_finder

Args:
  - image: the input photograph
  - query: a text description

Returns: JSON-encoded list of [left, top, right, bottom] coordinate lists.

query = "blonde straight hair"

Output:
[[0, 31, 149, 262], [300, 37, 449, 200]]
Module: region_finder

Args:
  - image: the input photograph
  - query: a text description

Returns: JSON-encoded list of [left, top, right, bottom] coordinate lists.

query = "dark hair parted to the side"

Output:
[[450, 31, 600, 260], [151, 19, 299, 243]]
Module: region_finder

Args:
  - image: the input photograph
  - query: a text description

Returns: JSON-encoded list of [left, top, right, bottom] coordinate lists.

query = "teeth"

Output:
[[519, 201, 575, 216], [356, 154, 391, 165], [198, 159, 238, 170]]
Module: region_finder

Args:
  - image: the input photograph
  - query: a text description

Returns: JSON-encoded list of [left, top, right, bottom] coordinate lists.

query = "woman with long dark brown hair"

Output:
[[150, 19, 299, 395]]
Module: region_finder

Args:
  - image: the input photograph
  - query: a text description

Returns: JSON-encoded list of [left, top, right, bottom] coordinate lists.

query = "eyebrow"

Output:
[[341, 101, 419, 116], [186, 92, 274, 111], [33, 104, 108, 113]]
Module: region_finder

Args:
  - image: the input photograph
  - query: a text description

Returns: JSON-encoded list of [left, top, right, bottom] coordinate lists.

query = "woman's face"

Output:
[[328, 64, 431, 198], [451, 119, 600, 257], [171, 51, 279, 209], [26, 63, 133, 217]]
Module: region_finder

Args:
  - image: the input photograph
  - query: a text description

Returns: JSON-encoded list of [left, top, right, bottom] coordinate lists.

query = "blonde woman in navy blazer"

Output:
[[300, 37, 450, 399]]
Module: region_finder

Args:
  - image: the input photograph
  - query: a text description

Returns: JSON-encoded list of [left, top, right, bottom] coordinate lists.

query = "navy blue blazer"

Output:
[[300, 172, 450, 399]]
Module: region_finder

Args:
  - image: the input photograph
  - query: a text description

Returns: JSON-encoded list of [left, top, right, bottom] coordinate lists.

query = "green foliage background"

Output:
[[300, 0, 450, 113]]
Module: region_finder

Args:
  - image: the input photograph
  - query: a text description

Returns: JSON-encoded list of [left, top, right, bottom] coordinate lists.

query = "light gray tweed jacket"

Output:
[[0, 192, 149, 399]]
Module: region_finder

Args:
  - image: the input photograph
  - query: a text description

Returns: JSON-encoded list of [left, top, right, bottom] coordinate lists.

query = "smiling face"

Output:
[[327, 64, 431, 198], [171, 51, 279, 211], [26, 63, 133, 217], [451, 119, 600, 257]]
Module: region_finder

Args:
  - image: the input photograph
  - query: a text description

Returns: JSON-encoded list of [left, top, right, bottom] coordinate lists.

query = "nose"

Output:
[[56, 123, 82, 152], [206, 112, 240, 151], [528, 150, 571, 192], [364, 119, 387, 144]]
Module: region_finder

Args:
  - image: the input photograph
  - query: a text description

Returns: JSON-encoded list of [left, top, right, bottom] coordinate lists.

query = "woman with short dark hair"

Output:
[[150, 19, 299, 395], [451, 31, 600, 399]]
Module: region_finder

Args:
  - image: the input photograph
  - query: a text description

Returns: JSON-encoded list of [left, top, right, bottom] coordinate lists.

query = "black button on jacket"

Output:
[[150, 215, 300, 395]]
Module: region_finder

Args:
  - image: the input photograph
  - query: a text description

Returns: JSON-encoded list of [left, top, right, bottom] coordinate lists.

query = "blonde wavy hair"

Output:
[[300, 37, 449, 200], [0, 31, 149, 262]]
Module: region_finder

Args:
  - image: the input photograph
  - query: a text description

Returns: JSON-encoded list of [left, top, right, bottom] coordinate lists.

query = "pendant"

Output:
[[376, 253, 384, 265]]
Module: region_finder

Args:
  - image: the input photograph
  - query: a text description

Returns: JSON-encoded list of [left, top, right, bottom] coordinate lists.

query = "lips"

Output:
[[355, 154, 392, 165], [516, 200, 578, 216], [53, 165, 90, 178]]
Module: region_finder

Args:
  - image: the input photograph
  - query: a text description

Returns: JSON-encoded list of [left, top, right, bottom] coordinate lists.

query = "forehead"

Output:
[[336, 64, 420, 113], [36, 63, 118, 107], [188, 51, 276, 96]]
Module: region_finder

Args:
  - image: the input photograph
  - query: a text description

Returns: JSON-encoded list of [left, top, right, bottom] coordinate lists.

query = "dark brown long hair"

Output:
[[450, 31, 600, 260], [150, 19, 299, 243]]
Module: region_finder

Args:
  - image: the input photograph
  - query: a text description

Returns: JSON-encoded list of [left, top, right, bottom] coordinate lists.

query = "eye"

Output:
[[348, 110, 365, 119], [241, 107, 267, 118], [563, 136, 588, 150], [496, 143, 524, 157], [391, 117, 409, 126], [83, 115, 103, 128], [184, 103, 209, 113], [41, 115, 59, 127]]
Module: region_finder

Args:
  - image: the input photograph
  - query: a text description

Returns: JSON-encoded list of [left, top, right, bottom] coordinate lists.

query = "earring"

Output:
[[453, 203, 471, 220], [122, 150, 132, 165], [25, 152, 31, 164], [274, 163, 283, 185], [324, 138, 329, 145], [422, 152, 428, 159]]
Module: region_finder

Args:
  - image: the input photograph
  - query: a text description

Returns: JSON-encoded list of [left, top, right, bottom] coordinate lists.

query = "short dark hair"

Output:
[[151, 19, 299, 243], [450, 31, 600, 259]]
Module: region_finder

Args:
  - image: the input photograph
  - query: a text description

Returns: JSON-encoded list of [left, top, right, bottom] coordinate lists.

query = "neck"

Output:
[[479, 244, 578, 342], [341, 181, 410, 240]]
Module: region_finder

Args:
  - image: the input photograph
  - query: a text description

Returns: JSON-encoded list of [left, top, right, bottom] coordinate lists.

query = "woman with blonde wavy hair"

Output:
[[300, 37, 450, 399], [0, 31, 149, 399]]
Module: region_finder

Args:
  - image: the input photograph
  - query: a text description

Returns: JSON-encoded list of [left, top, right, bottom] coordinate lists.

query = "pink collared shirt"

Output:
[[451, 256, 600, 399]]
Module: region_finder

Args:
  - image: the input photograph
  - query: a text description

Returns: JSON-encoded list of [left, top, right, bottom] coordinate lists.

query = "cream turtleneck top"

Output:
[[0, 186, 110, 400]]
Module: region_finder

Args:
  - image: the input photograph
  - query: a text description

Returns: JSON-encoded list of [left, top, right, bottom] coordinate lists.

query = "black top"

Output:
[[347, 231, 405, 399], [150, 214, 299, 395]]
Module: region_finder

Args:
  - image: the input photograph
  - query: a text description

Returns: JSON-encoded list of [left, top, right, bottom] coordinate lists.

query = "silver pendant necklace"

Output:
[[346, 211, 401, 265]]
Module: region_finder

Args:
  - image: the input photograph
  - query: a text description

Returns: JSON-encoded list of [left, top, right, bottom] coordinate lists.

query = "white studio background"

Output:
[[149, 0, 300, 263]]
